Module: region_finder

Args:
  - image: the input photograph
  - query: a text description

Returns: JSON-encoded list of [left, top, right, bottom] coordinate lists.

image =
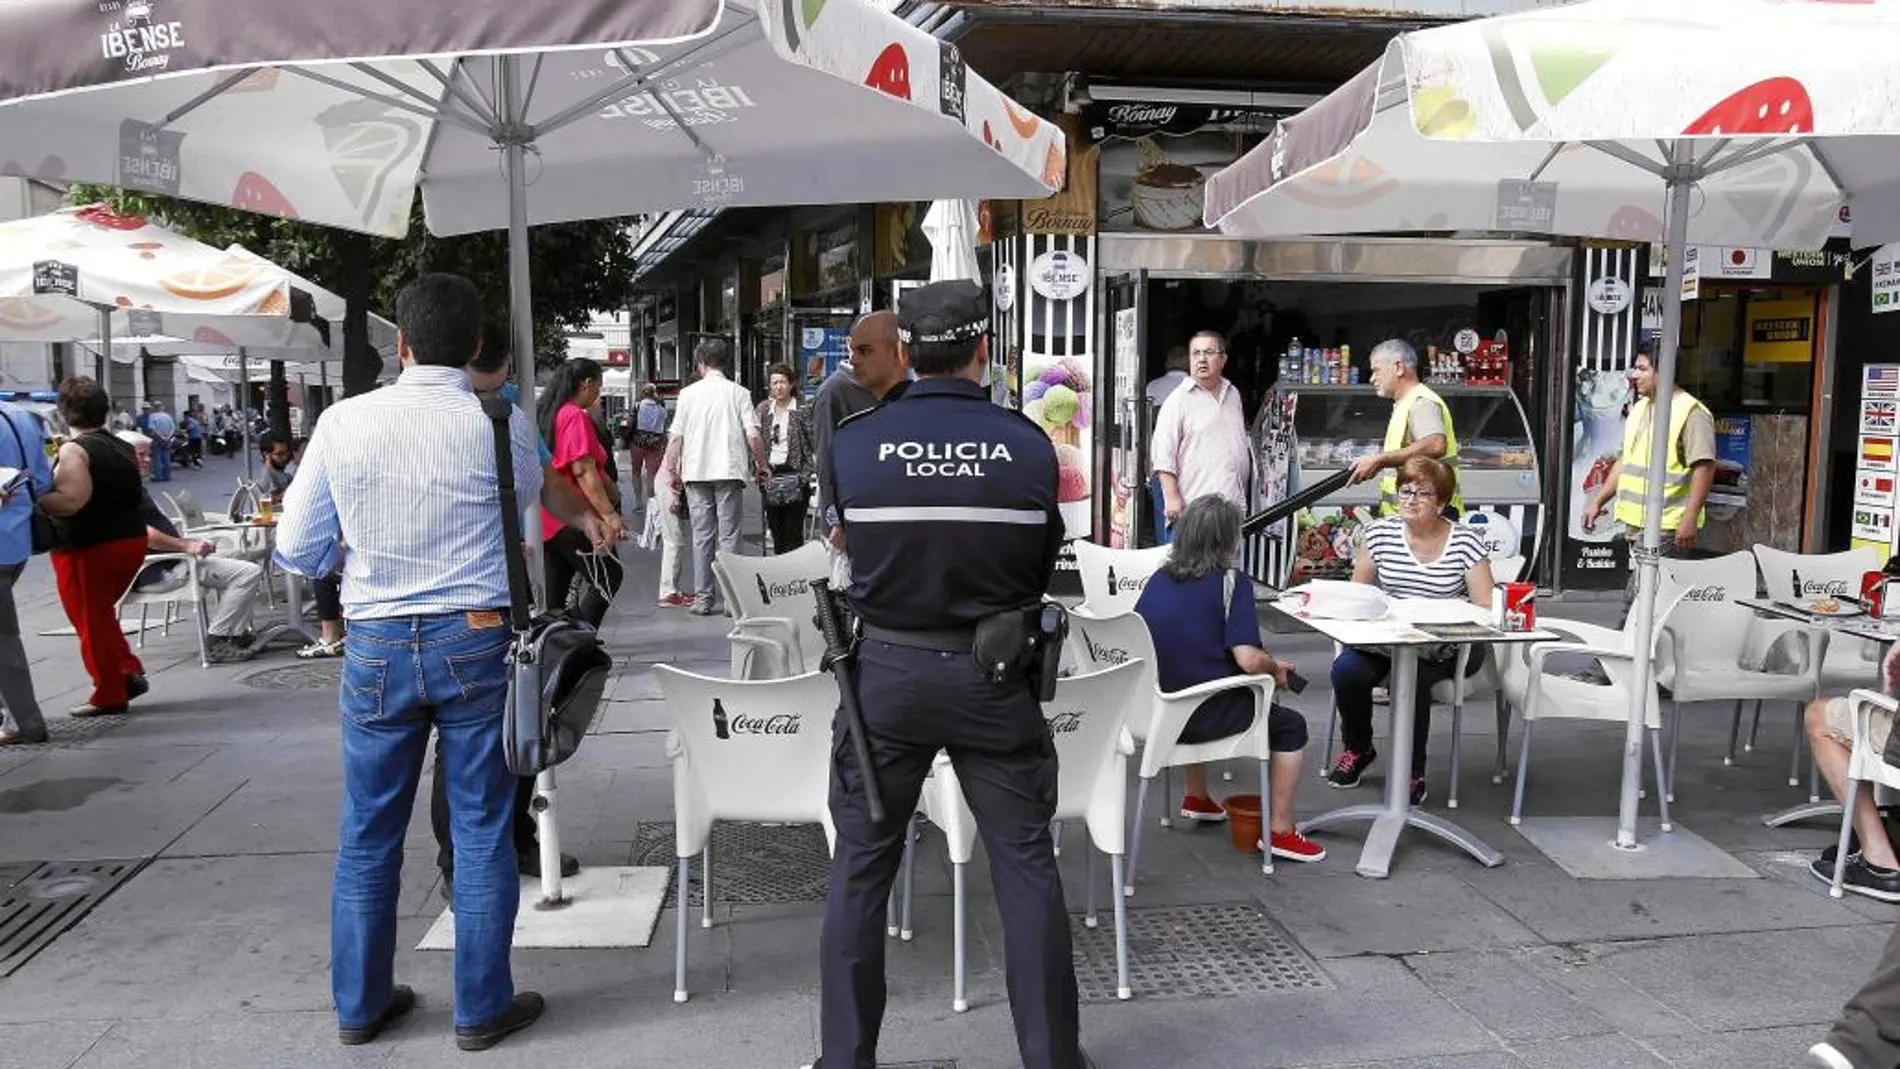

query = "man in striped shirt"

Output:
[[276, 274, 608, 1053]]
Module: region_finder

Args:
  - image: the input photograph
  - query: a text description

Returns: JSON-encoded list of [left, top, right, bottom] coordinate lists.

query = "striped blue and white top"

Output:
[[1361, 517, 1486, 600]]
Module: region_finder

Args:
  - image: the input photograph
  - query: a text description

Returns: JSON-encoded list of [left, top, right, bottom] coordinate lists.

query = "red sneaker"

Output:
[[1265, 829, 1327, 863], [1179, 795, 1226, 823], [658, 593, 693, 608]]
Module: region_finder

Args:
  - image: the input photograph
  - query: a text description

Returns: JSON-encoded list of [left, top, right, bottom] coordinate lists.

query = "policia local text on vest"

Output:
[[1348, 339, 1462, 516]]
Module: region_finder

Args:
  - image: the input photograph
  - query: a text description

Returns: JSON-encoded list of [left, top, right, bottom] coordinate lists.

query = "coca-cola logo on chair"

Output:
[[1046, 710, 1084, 735], [710, 699, 802, 739]]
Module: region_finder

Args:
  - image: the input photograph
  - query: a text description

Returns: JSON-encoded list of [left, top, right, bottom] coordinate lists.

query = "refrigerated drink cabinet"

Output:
[[1243, 383, 1544, 587]]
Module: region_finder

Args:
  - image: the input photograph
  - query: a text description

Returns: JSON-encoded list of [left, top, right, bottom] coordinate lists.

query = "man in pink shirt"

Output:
[[1150, 330, 1252, 544]]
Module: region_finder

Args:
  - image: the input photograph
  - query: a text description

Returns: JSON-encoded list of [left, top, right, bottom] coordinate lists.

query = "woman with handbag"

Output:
[[537, 359, 625, 623], [629, 383, 668, 504], [34, 378, 150, 717], [756, 363, 814, 555]]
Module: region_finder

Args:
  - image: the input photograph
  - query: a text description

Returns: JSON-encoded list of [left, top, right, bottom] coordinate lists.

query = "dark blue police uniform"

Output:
[[818, 283, 1081, 1069]]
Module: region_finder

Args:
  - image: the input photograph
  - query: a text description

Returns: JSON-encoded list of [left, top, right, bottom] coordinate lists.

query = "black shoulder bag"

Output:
[[485, 398, 613, 776]]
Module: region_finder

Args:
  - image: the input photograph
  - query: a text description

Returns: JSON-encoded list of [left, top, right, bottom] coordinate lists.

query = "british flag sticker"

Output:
[[1864, 400, 1898, 435]]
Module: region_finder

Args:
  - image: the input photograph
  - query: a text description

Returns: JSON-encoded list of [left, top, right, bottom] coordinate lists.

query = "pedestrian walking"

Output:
[[629, 383, 669, 504], [0, 397, 51, 745], [1151, 330, 1252, 545], [145, 403, 175, 482], [1582, 339, 1716, 623], [274, 273, 608, 1052], [36, 378, 149, 717], [1347, 338, 1461, 516], [756, 362, 815, 554], [661, 338, 770, 616], [537, 358, 626, 624], [819, 280, 1084, 1069]]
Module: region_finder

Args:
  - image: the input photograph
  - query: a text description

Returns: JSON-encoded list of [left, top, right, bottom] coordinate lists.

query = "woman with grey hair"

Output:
[[1133, 494, 1325, 863]]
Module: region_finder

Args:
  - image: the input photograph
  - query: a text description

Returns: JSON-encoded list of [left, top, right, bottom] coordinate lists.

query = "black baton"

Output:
[[812, 579, 886, 825]]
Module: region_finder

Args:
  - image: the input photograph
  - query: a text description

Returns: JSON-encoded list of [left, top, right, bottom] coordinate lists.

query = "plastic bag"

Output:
[[1276, 580, 1390, 621]]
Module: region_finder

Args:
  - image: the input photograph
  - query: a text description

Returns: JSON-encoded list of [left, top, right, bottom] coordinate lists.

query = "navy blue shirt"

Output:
[[828, 377, 1061, 629], [1134, 569, 1261, 694]]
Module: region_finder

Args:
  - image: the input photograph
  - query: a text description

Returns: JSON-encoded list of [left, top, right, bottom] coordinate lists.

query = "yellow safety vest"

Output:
[[1378, 383, 1460, 516], [1613, 392, 1710, 530]]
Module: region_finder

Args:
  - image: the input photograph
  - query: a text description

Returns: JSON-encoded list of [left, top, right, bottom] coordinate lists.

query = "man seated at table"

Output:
[[1329, 456, 1494, 806], [118, 432, 265, 665], [1133, 494, 1325, 863], [1803, 642, 1900, 902]]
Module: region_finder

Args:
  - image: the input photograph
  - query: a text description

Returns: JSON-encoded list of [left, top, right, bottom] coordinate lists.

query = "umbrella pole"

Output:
[[94, 306, 109, 386], [499, 54, 566, 909], [1616, 163, 1693, 849], [240, 349, 254, 482]]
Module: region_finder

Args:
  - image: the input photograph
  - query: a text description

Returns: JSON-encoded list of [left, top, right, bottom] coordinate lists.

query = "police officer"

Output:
[[818, 280, 1083, 1069]]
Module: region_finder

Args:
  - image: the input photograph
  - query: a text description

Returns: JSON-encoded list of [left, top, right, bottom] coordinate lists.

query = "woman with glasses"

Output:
[[1327, 456, 1494, 805], [755, 362, 814, 555]]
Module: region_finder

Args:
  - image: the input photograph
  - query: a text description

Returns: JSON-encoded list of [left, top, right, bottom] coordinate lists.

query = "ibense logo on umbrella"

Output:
[[98, 0, 186, 74]]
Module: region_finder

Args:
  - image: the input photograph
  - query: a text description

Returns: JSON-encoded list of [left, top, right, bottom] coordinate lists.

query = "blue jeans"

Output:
[[150, 441, 171, 481], [332, 613, 519, 1030], [1331, 645, 1485, 777]]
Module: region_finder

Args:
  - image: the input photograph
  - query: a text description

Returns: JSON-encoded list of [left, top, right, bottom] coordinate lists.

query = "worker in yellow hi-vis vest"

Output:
[[1583, 341, 1716, 622], [1349, 339, 1461, 516]]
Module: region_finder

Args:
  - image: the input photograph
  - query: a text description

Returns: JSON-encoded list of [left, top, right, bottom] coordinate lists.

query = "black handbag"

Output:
[[764, 472, 806, 508], [485, 398, 613, 776], [1, 412, 51, 554]]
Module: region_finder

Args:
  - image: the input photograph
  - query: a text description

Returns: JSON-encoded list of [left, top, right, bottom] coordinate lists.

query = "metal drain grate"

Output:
[[630, 822, 831, 906], [0, 860, 143, 977], [0, 714, 134, 750], [0, 863, 39, 891], [240, 663, 341, 690], [1069, 903, 1331, 1003]]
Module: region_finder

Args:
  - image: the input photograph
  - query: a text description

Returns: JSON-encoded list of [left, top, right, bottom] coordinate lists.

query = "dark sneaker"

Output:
[[206, 636, 258, 664], [1327, 748, 1376, 789], [1178, 795, 1227, 823], [1410, 777, 1428, 806], [1819, 854, 1900, 902], [125, 673, 150, 701], [456, 991, 545, 1051], [338, 984, 415, 1046]]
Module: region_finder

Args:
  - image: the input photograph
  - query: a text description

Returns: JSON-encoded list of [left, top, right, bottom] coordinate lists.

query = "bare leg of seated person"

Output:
[[1807, 698, 1900, 901]]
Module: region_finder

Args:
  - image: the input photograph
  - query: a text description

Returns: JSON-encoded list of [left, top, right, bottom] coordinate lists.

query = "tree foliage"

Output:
[[68, 184, 640, 369]]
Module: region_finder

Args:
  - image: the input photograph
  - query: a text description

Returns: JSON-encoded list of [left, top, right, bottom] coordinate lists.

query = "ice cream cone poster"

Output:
[[1023, 352, 1094, 536], [1090, 103, 1268, 235]]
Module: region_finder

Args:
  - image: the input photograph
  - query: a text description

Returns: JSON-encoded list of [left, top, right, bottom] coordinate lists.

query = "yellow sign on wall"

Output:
[[1743, 297, 1816, 363]]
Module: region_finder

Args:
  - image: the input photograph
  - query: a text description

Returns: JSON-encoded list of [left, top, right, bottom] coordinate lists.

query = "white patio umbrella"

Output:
[[1205, 0, 1900, 852], [0, 204, 334, 381], [923, 200, 983, 282], [0, 0, 1063, 908]]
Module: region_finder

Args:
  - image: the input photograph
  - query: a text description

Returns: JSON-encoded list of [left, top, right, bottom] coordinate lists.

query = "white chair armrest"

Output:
[[1526, 640, 1634, 677], [1534, 615, 1629, 651], [1158, 673, 1277, 704]]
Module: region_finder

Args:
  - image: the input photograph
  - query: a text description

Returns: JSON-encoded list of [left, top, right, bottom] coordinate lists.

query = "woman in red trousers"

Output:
[[36, 378, 149, 716]]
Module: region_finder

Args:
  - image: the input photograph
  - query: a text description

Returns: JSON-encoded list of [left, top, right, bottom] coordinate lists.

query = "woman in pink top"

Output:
[[538, 358, 623, 624]]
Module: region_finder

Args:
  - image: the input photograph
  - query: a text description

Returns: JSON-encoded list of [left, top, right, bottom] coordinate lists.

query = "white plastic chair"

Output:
[[654, 666, 838, 1003], [115, 551, 212, 668], [711, 541, 830, 679], [1502, 606, 1680, 827], [1655, 551, 1819, 794], [1753, 545, 1884, 757], [1070, 541, 1170, 619], [900, 662, 1141, 1010], [1105, 612, 1278, 894], [1826, 690, 1900, 898]]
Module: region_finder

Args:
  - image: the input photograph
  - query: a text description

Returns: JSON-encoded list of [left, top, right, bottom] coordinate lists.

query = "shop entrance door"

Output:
[[1477, 285, 1564, 581], [1100, 271, 1147, 547]]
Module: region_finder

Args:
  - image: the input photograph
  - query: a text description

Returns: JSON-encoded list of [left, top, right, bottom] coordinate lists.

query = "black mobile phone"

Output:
[[1284, 670, 1309, 695]]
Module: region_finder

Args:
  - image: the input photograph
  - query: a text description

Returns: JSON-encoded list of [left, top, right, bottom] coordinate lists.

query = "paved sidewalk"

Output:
[[0, 454, 1884, 1068]]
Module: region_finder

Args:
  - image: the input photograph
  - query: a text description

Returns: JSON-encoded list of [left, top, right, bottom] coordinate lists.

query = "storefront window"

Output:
[[1674, 287, 1817, 411]]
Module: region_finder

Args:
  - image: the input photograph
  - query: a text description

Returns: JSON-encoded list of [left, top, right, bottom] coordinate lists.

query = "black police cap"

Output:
[[898, 280, 990, 345]]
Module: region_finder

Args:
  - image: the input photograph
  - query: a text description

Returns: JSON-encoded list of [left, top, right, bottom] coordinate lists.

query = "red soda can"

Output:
[[1863, 571, 1887, 619], [1504, 582, 1537, 631]]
